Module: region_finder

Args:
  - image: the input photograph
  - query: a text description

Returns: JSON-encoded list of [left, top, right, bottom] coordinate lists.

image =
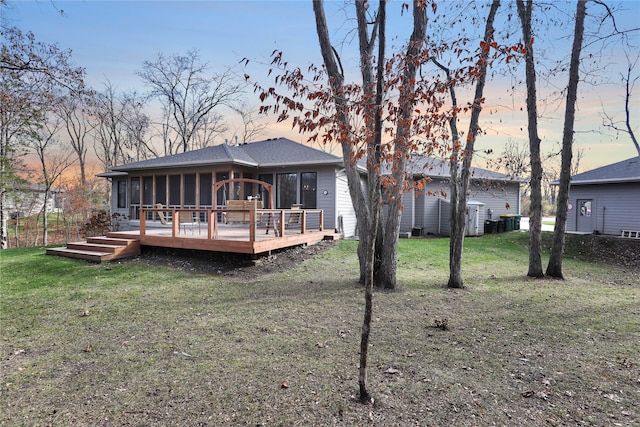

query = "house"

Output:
[[99, 138, 523, 239], [391, 156, 525, 236], [564, 156, 640, 235], [4, 183, 64, 218], [98, 137, 362, 238]]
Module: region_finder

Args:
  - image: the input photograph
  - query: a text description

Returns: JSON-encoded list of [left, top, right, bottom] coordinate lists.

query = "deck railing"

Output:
[[139, 207, 324, 242]]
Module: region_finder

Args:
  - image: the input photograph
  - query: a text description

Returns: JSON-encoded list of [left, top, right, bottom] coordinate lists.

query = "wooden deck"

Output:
[[109, 207, 340, 255]]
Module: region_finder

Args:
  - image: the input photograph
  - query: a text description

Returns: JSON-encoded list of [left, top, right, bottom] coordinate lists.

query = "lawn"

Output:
[[1, 233, 638, 426]]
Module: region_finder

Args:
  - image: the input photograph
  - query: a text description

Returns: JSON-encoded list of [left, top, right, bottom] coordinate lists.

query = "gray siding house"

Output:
[[395, 156, 524, 236], [99, 138, 523, 239], [565, 156, 640, 235], [99, 138, 361, 237]]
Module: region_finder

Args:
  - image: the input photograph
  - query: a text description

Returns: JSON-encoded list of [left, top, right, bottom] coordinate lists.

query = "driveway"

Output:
[[519, 217, 555, 232]]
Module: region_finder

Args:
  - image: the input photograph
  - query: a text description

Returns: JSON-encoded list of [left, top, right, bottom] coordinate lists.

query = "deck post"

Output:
[[319, 210, 324, 231], [140, 211, 146, 236], [249, 210, 256, 242], [208, 210, 215, 239], [172, 210, 179, 237], [279, 210, 285, 237], [301, 210, 306, 234]]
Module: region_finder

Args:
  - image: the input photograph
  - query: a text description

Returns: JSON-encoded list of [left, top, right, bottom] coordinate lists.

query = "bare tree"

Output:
[[546, 0, 587, 279], [434, 0, 501, 289], [137, 51, 243, 153], [28, 117, 76, 246], [601, 51, 639, 155], [56, 91, 96, 186], [0, 26, 84, 249], [228, 102, 267, 144], [516, 0, 544, 278]]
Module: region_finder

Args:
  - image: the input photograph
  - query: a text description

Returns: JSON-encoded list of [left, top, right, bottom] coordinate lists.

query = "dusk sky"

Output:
[[4, 0, 640, 173]]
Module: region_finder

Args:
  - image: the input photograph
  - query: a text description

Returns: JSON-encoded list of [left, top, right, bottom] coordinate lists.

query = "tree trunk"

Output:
[[546, 0, 587, 279], [379, 0, 427, 290], [448, 0, 501, 289], [42, 193, 49, 246], [517, 0, 544, 278]]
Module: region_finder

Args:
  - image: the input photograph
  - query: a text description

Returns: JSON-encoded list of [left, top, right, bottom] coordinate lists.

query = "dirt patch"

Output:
[[137, 240, 339, 280], [563, 234, 640, 271]]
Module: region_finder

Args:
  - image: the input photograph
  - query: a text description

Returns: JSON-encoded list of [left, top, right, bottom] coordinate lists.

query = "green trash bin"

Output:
[[500, 214, 514, 232], [514, 215, 521, 230]]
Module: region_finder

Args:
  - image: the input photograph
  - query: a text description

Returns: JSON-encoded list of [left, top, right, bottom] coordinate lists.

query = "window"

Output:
[[277, 173, 297, 209], [117, 180, 127, 208], [300, 172, 317, 209]]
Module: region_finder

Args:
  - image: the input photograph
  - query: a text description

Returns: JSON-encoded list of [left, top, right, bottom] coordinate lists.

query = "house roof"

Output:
[[401, 155, 526, 183], [568, 156, 640, 185], [105, 138, 344, 173]]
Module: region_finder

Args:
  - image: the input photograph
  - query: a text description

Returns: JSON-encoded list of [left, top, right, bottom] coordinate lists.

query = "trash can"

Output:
[[500, 214, 514, 232], [484, 220, 498, 234], [514, 215, 521, 230], [497, 219, 505, 233]]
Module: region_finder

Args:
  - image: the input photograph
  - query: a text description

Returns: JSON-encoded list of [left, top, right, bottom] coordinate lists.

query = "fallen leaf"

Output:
[[521, 390, 535, 398], [84, 344, 93, 353], [80, 311, 90, 317], [385, 367, 401, 375], [281, 381, 289, 389]]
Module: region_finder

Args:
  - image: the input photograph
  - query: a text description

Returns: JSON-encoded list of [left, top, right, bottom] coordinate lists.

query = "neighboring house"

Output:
[[563, 156, 640, 235], [4, 183, 64, 218], [98, 138, 363, 237], [390, 156, 525, 236]]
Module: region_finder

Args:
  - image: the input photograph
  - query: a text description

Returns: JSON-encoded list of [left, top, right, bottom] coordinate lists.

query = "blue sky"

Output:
[[4, 0, 640, 171]]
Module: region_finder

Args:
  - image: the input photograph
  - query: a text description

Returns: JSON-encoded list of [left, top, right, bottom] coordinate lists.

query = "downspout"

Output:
[[602, 206, 605, 235], [438, 198, 442, 235]]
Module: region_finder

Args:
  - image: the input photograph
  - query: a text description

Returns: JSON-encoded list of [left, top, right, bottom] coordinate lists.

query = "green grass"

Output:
[[1, 235, 638, 426]]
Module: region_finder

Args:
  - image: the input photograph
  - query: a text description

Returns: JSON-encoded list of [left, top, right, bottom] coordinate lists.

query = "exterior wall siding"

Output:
[[567, 182, 640, 235], [335, 169, 358, 237], [415, 178, 520, 235]]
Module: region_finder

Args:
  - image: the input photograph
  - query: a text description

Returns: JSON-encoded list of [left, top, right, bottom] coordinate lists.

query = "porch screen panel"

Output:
[[258, 174, 273, 208], [277, 173, 297, 209], [216, 172, 229, 206], [117, 180, 126, 208], [169, 175, 181, 206], [155, 175, 166, 206], [130, 178, 140, 204], [142, 176, 153, 205], [300, 172, 317, 209], [130, 177, 140, 219], [199, 173, 212, 206], [184, 174, 196, 206], [243, 173, 254, 200]]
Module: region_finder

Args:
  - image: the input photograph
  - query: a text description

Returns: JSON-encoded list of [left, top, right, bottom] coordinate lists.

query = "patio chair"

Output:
[[286, 204, 302, 229], [178, 211, 197, 234]]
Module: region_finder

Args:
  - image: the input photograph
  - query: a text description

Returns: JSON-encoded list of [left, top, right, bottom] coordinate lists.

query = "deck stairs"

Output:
[[46, 236, 141, 262]]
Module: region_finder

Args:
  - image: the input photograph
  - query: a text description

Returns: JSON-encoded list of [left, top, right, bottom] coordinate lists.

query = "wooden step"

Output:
[[46, 247, 113, 262], [87, 236, 139, 245], [67, 242, 123, 253], [46, 236, 140, 262]]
